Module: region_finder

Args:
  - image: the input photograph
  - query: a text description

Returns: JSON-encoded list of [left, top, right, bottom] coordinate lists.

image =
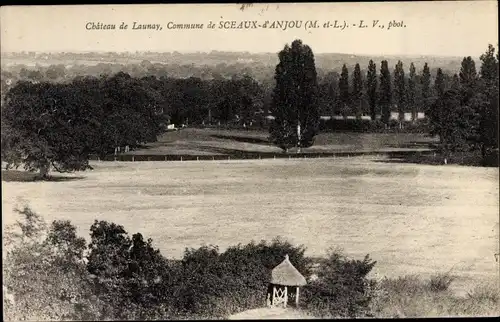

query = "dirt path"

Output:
[[228, 307, 316, 320]]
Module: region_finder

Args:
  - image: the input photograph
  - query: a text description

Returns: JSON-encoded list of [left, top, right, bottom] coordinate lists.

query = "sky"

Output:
[[0, 1, 498, 57]]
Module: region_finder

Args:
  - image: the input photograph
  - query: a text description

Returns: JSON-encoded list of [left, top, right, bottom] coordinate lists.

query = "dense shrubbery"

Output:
[[369, 274, 499, 317], [301, 249, 377, 318], [85, 220, 176, 320], [3, 207, 377, 320], [3, 207, 102, 321], [171, 238, 313, 318], [4, 206, 498, 320]]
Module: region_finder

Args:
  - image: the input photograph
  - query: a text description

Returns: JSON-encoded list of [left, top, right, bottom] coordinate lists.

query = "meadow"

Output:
[[2, 155, 498, 299], [127, 128, 437, 156]]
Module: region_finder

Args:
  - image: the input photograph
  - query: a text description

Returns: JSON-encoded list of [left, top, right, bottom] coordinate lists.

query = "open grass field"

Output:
[[2, 155, 498, 297], [126, 128, 438, 156]]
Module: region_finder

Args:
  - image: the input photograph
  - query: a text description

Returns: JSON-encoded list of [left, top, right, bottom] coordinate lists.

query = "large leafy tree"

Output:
[[269, 39, 319, 152], [427, 61, 478, 160], [1, 72, 167, 177], [236, 75, 264, 127], [86, 221, 172, 320], [2, 81, 97, 178], [428, 88, 475, 155], [366, 60, 378, 121], [93, 72, 166, 157]]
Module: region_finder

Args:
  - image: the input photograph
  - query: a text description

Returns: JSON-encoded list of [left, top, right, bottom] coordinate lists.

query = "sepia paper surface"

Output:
[[1, 1, 499, 320], [1, 1, 498, 56]]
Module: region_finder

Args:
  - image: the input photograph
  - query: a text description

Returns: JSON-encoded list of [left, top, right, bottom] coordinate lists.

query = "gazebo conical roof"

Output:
[[270, 254, 307, 286]]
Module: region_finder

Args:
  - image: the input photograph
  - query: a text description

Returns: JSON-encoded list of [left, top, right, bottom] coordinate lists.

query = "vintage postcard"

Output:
[[1, 1, 499, 320]]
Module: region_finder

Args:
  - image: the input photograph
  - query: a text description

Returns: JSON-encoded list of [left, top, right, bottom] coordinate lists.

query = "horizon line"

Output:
[[1, 49, 486, 60]]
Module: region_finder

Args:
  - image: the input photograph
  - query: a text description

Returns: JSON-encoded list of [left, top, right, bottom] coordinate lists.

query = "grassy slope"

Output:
[[127, 129, 437, 156], [2, 156, 498, 297]]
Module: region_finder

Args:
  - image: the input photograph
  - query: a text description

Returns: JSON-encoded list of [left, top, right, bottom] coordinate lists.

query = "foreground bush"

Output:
[[3, 208, 314, 320], [301, 248, 377, 318], [369, 274, 500, 317], [4, 207, 496, 320], [3, 207, 102, 321], [86, 220, 178, 320], [171, 237, 312, 318]]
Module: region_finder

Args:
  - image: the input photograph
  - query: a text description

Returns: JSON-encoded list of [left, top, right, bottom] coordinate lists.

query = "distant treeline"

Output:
[[2, 50, 467, 72], [2, 44, 498, 175], [1, 58, 468, 123]]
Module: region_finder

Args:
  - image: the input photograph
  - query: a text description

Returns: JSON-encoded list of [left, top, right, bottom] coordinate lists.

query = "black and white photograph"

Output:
[[1, 1, 499, 320]]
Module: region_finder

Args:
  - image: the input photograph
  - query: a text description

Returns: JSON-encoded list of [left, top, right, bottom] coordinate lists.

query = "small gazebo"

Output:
[[266, 254, 307, 308]]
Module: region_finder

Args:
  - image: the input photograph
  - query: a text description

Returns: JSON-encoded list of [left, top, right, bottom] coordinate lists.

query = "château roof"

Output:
[[270, 254, 307, 286]]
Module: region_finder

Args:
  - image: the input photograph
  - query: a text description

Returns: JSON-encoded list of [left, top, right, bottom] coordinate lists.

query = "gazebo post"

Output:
[[284, 286, 288, 308], [295, 286, 299, 307]]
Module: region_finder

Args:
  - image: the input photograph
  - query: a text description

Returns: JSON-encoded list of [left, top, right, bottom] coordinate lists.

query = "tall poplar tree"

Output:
[[459, 56, 478, 105], [394, 60, 406, 127], [269, 39, 319, 152], [478, 44, 499, 160], [318, 72, 337, 117], [352, 63, 363, 119], [379, 60, 392, 125], [480, 44, 499, 81], [421, 63, 431, 115], [459, 56, 480, 147], [366, 60, 378, 121], [434, 68, 446, 98], [338, 64, 350, 119], [450, 74, 460, 91], [408, 63, 417, 123]]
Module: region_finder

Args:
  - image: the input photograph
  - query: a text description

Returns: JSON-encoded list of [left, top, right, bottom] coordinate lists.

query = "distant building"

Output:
[[389, 112, 426, 120], [265, 112, 426, 122]]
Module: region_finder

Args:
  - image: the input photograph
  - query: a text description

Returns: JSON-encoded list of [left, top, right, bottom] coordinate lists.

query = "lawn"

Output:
[[2, 156, 498, 296], [125, 128, 438, 156]]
